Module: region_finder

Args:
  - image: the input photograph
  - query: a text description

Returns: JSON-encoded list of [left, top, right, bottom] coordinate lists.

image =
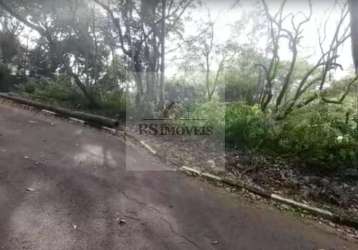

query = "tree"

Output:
[[94, 0, 193, 110], [218, 47, 266, 104], [180, 18, 237, 101], [0, 0, 111, 107], [159, 0, 167, 108], [349, 0, 358, 73], [0, 10, 25, 91], [259, 0, 357, 119]]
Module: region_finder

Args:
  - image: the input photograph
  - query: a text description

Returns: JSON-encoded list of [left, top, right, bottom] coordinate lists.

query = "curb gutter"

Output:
[[180, 166, 358, 230]]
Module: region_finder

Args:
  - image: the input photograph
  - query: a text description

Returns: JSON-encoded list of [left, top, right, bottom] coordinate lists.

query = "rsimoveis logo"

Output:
[[138, 102, 214, 136]]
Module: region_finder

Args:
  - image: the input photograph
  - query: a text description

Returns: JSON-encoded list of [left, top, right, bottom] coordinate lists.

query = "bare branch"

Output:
[[260, 0, 352, 117], [0, 0, 46, 36], [93, 0, 130, 56], [322, 76, 358, 104]]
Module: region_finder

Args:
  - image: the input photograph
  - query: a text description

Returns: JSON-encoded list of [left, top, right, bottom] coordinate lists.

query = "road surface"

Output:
[[0, 102, 357, 250]]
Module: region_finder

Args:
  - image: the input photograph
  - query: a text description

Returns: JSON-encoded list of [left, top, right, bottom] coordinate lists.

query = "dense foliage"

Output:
[[18, 76, 127, 119], [192, 100, 358, 168]]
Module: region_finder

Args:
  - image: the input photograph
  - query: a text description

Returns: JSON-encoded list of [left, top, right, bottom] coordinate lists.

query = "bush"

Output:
[[98, 90, 127, 120], [225, 103, 271, 149], [273, 105, 358, 167], [197, 101, 358, 168], [17, 76, 127, 120], [187, 101, 226, 139], [18, 76, 86, 107], [182, 102, 269, 147]]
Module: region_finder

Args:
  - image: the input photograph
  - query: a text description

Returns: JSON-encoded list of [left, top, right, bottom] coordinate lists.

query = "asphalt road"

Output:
[[0, 102, 357, 250]]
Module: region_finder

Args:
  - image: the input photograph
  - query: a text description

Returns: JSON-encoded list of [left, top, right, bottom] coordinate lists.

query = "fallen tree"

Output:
[[0, 93, 119, 128]]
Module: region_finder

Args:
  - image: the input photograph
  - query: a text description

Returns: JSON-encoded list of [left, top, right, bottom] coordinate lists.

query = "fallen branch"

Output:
[[0, 93, 119, 128]]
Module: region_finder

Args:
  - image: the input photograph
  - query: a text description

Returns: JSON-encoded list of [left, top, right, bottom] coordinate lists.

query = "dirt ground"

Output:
[[0, 102, 357, 250], [127, 123, 358, 217]]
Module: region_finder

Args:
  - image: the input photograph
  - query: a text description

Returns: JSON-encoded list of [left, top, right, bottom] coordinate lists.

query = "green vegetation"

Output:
[[225, 102, 358, 168], [17, 76, 127, 119], [182, 98, 358, 168]]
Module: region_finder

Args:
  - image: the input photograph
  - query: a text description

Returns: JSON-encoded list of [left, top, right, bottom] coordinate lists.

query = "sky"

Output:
[[173, 0, 355, 78]]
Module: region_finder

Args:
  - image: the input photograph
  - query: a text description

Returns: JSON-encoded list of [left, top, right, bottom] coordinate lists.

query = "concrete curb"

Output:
[[138, 140, 157, 155], [180, 166, 358, 230], [121, 130, 159, 155], [121, 134, 358, 230]]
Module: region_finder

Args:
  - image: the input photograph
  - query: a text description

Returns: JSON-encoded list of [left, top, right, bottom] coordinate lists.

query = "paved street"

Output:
[[0, 102, 357, 250]]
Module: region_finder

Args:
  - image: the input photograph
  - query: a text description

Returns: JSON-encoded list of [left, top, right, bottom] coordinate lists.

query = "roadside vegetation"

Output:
[[1, 0, 358, 170]]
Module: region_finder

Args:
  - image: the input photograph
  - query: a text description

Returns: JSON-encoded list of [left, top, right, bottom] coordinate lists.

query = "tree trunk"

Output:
[[349, 0, 358, 115], [159, 0, 166, 109], [206, 54, 211, 101], [350, 0, 358, 73], [0, 93, 118, 127]]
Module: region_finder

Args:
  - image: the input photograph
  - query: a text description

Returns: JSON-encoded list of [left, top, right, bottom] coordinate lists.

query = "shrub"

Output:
[[225, 103, 271, 149], [98, 90, 127, 120], [182, 102, 269, 147], [18, 76, 85, 107], [274, 105, 358, 167], [201, 101, 358, 168], [17, 76, 127, 120], [188, 101, 226, 139]]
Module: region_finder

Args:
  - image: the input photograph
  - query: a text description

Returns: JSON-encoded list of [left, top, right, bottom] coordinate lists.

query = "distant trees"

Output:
[[180, 18, 238, 101], [218, 47, 264, 104]]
